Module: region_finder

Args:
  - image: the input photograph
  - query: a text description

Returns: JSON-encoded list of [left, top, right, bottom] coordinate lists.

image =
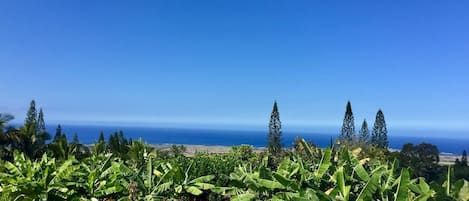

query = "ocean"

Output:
[[43, 124, 469, 155]]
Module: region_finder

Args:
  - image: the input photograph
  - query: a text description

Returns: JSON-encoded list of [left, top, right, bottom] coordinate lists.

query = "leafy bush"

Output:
[[1, 138, 469, 201]]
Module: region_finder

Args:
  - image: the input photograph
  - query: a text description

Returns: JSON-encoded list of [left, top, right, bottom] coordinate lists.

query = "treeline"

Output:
[[0, 100, 143, 161], [266, 100, 469, 184], [1, 100, 469, 200], [339, 101, 388, 148], [0, 100, 50, 160], [265, 100, 389, 154]]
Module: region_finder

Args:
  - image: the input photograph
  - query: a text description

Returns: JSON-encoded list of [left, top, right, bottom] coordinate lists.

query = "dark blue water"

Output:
[[47, 125, 469, 155]]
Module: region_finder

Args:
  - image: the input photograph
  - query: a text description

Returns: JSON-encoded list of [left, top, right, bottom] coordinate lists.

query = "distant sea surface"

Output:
[[46, 125, 469, 155]]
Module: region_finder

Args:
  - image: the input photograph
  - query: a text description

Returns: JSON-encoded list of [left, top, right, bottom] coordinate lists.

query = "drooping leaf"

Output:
[[394, 168, 410, 201], [185, 186, 203, 195], [231, 193, 256, 201], [314, 148, 331, 179], [356, 170, 382, 201]]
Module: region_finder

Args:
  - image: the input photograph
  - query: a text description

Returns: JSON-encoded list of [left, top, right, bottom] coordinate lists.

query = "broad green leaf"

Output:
[[336, 166, 350, 201], [152, 181, 172, 195], [353, 162, 369, 181], [299, 138, 314, 158], [394, 168, 410, 201], [146, 157, 153, 190], [384, 159, 398, 192], [185, 186, 203, 195], [175, 185, 183, 194], [258, 179, 284, 189], [192, 182, 215, 190], [190, 175, 214, 183], [446, 165, 451, 196], [314, 148, 331, 179], [272, 172, 299, 190], [356, 171, 381, 201], [457, 180, 469, 201], [231, 193, 256, 201]]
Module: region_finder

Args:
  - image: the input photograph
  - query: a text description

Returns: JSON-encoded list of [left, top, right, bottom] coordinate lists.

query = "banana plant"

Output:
[[77, 153, 131, 200], [165, 161, 215, 199], [219, 156, 331, 201], [128, 156, 216, 200], [0, 151, 80, 200], [223, 162, 284, 200], [437, 165, 469, 201]]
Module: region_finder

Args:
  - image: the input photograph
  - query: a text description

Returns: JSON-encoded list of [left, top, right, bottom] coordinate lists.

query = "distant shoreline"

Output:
[[153, 144, 266, 156], [51, 125, 469, 154], [152, 144, 460, 165]]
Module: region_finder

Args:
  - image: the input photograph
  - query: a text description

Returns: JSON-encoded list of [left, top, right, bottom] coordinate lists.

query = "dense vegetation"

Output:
[[1, 100, 468, 201]]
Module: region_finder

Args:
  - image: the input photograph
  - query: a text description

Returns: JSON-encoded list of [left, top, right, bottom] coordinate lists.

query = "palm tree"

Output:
[[0, 113, 22, 160], [0, 113, 14, 128], [0, 113, 14, 144]]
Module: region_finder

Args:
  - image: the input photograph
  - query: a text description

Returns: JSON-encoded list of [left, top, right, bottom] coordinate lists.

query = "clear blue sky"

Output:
[[1, 1, 468, 132]]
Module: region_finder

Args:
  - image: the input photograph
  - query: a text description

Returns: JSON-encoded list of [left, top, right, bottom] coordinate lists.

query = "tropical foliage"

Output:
[[1, 137, 468, 201], [1, 100, 468, 200]]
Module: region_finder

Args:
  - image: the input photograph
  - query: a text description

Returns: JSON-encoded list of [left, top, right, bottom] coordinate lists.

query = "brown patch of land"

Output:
[[154, 144, 461, 165], [153, 144, 265, 156], [439, 154, 461, 166]]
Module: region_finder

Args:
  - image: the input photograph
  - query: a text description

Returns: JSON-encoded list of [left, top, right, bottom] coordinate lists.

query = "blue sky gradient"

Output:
[[1, 1, 469, 133]]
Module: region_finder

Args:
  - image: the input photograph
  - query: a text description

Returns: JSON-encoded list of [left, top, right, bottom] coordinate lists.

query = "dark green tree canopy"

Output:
[[23, 100, 37, 137], [462, 150, 468, 166], [94, 131, 106, 155], [54, 124, 62, 142], [340, 101, 355, 143], [20, 100, 50, 158], [98, 131, 105, 143], [371, 109, 388, 148], [398, 143, 440, 181], [72, 133, 79, 144], [107, 130, 130, 159], [36, 108, 50, 145], [0, 113, 14, 133], [37, 108, 46, 135], [359, 119, 370, 144], [267, 101, 282, 154]]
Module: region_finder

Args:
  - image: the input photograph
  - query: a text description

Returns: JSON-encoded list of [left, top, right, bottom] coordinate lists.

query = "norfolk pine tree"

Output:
[[23, 100, 38, 139], [37, 108, 46, 135], [371, 109, 388, 148], [462, 150, 468, 166], [340, 101, 355, 143], [49, 124, 69, 159], [94, 131, 106, 154], [54, 124, 62, 142], [267, 101, 282, 154], [359, 119, 370, 144], [21, 100, 38, 158], [98, 131, 105, 143], [36, 108, 50, 146]]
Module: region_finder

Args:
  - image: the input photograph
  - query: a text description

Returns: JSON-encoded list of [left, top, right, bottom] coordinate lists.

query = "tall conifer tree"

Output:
[[54, 124, 62, 142], [98, 131, 105, 143], [95, 131, 106, 154], [72, 133, 79, 144], [37, 108, 46, 135], [462, 150, 468, 166], [20, 100, 38, 157], [340, 101, 355, 143], [267, 101, 282, 154], [371, 109, 388, 148], [24, 100, 38, 138], [359, 119, 370, 144], [36, 108, 50, 145]]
